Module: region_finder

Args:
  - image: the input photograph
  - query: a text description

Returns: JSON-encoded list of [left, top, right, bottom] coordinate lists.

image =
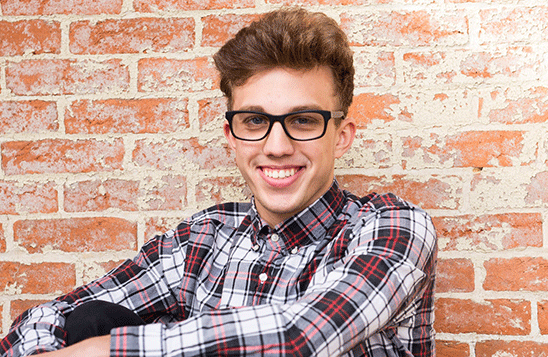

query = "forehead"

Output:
[[231, 66, 338, 114]]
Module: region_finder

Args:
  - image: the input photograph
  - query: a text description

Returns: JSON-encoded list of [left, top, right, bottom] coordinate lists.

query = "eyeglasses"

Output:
[[225, 110, 345, 141]]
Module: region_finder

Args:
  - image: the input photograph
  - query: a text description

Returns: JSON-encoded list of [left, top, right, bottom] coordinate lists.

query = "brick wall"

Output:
[[1, 1, 547, 356]]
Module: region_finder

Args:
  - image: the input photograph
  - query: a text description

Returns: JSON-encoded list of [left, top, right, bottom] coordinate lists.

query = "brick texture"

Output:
[[1, 0, 548, 353]]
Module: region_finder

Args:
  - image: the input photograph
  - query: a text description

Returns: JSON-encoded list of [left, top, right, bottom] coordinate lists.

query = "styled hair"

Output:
[[213, 8, 354, 115]]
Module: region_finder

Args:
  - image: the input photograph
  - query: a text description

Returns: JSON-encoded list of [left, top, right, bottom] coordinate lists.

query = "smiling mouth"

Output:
[[263, 167, 298, 179]]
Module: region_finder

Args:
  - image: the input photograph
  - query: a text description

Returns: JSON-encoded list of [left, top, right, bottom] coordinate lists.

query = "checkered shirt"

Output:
[[1, 181, 437, 357]]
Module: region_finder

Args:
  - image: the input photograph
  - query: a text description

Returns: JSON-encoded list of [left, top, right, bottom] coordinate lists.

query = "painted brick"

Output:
[[138, 57, 218, 93], [64, 179, 139, 212], [0, 262, 75, 295], [337, 132, 393, 169], [340, 10, 468, 47], [436, 258, 474, 293], [460, 47, 544, 82], [198, 96, 226, 132], [402, 131, 527, 168], [82, 260, 125, 283], [145, 217, 186, 241], [2, 139, 124, 175], [479, 7, 548, 44], [348, 92, 400, 127], [70, 18, 195, 54], [435, 298, 531, 335], [132, 137, 234, 171], [6, 59, 130, 96], [436, 340, 470, 357], [476, 340, 548, 357], [10, 300, 49, 322], [353, 51, 396, 87], [195, 176, 250, 206], [0, 181, 58, 215], [526, 172, 548, 205], [141, 175, 188, 211], [484, 258, 548, 292], [482, 87, 548, 124], [1, 0, 122, 15], [135, 0, 254, 12], [337, 174, 460, 210], [0, 20, 61, 56], [0, 224, 5, 253], [0, 101, 58, 134], [433, 213, 542, 252], [65, 99, 189, 134], [14, 217, 137, 253], [201, 14, 261, 47]]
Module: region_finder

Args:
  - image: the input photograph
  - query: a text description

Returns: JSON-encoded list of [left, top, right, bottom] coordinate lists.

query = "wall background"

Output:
[[1, 0, 548, 356]]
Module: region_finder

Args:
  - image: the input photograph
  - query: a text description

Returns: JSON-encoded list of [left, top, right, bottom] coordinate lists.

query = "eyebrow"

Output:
[[236, 104, 325, 113]]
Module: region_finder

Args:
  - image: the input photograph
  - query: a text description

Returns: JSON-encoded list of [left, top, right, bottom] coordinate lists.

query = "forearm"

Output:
[[36, 336, 110, 357]]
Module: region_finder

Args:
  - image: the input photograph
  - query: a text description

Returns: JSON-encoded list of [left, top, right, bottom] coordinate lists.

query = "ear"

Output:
[[224, 121, 237, 151], [334, 117, 356, 159]]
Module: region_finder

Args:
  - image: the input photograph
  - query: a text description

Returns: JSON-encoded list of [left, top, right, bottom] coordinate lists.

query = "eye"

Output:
[[242, 114, 269, 126], [287, 114, 322, 127]]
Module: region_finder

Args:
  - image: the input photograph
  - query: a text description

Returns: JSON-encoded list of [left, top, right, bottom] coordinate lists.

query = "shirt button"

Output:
[[271, 234, 279, 242], [291, 247, 298, 255], [252, 244, 260, 251], [259, 273, 268, 283]]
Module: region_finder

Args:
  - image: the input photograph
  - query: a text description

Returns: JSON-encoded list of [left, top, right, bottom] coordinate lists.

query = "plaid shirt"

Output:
[[1, 181, 437, 357]]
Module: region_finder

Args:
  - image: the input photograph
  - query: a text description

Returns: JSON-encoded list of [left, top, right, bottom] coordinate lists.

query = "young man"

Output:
[[0, 8, 437, 357]]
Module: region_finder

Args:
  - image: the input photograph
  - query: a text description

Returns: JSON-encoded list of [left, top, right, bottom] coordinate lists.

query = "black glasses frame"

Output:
[[225, 110, 345, 141]]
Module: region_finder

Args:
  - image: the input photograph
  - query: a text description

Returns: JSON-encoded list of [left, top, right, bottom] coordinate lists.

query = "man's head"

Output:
[[215, 8, 356, 227], [213, 7, 354, 116]]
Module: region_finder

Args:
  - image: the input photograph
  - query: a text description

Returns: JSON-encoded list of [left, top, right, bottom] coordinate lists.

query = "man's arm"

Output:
[[36, 336, 110, 357]]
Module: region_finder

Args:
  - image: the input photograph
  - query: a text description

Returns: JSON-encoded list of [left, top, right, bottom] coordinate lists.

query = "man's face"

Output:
[[224, 66, 355, 227]]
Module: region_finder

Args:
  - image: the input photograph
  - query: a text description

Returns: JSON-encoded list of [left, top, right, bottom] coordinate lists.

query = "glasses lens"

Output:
[[231, 113, 271, 140], [284, 112, 325, 140]]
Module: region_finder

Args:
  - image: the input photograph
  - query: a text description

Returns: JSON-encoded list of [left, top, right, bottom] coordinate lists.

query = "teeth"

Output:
[[264, 168, 296, 179]]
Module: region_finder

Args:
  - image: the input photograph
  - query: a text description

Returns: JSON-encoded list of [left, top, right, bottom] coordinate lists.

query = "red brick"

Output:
[[0, 262, 75, 294], [0, 20, 61, 56], [198, 96, 226, 132], [484, 87, 548, 124], [0, 180, 58, 214], [337, 174, 460, 210], [132, 137, 234, 171], [436, 340, 470, 357], [201, 14, 261, 47], [476, 340, 548, 357], [538, 300, 548, 335], [405, 131, 526, 168], [340, 10, 468, 47], [484, 258, 548, 292], [70, 18, 194, 54], [1, 0, 122, 15], [64, 179, 139, 212], [65, 99, 189, 134], [82, 260, 125, 283], [348, 93, 400, 127], [0, 224, 5, 253], [145, 217, 183, 241], [14, 217, 137, 253], [436, 258, 474, 293], [460, 47, 543, 81], [479, 7, 548, 44], [138, 57, 218, 93], [526, 171, 548, 205], [0, 101, 58, 134], [10, 300, 49, 321], [2, 139, 124, 175], [6, 59, 129, 96], [433, 213, 542, 252], [135, 0, 254, 11], [354, 51, 396, 87], [435, 298, 530, 335], [195, 177, 250, 206], [402, 51, 458, 84]]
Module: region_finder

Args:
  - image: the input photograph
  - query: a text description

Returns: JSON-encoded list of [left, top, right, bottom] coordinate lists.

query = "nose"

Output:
[[262, 122, 295, 156]]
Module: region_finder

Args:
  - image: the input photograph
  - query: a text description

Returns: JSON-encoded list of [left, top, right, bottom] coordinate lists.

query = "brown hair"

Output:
[[213, 8, 354, 115]]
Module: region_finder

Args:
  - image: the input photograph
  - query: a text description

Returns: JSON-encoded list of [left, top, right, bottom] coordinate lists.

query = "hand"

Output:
[[37, 335, 110, 357]]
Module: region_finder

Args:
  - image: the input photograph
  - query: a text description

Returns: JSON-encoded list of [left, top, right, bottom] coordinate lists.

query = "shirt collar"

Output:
[[248, 180, 346, 250]]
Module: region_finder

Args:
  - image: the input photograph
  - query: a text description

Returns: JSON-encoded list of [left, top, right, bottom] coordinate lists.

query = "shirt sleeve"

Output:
[[110, 203, 437, 357], [0, 233, 181, 357]]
